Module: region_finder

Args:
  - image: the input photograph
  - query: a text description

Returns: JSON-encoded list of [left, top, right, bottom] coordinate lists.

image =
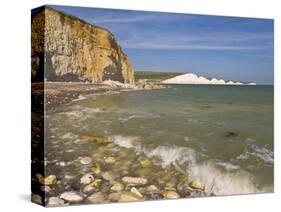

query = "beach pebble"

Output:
[[36, 174, 56, 185], [47, 197, 66, 207], [122, 176, 148, 185], [118, 192, 142, 202], [59, 161, 66, 166], [165, 181, 176, 188], [91, 179, 102, 188], [87, 192, 107, 204], [178, 174, 189, 183], [111, 182, 124, 191], [139, 159, 152, 168], [65, 175, 75, 180], [80, 157, 92, 165], [130, 187, 143, 198], [80, 135, 112, 144], [83, 185, 94, 193], [60, 191, 83, 202], [31, 194, 42, 205], [108, 192, 122, 202], [146, 185, 159, 192], [104, 156, 116, 164], [177, 182, 191, 196], [225, 131, 238, 138], [91, 163, 101, 174], [101, 171, 116, 181], [189, 181, 205, 190], [80, 173, 94, 184], [41, 185, 51, 192], [83, 180, 102, 193], [161, 190, 180, 199]]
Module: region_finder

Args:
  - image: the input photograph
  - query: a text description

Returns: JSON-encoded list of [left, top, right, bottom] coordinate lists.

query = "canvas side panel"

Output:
[[31, 6, 46, 207]]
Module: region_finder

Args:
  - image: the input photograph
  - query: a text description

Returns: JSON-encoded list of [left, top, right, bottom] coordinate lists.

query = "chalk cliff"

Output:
[[162, 73, 256, 85], [31, 6, 135, 84]]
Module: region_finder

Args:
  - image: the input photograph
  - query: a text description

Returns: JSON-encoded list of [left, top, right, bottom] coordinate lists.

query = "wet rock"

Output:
[[147, 192, 162, 200], [130, 187, 143, 198], [122, 176, 148, 185], [164, 187, 176, 191], [178, 174, 189, 183], [176, 182, 191, 196], [118, 192, 142, 202], [80, 157, 92, 165], [104, 156, 116, 164], [92, 179, 102, 188], [59, 161, 66, 166], [65, 175, 75, 180], [101, 171, 116, 181], [31, 194, 42, 205], [80, 173, 94, 184], [41, 185, 51, 192], [83, 179, 102, 193], [91, 163, 101, 174], [165, 181, 176, 188], [36, 174, 56, 185], [144, 84, 153, 90], [80, 135, 112, 144], [135, 167, 152, 177], [136, 80, 146, 89], [87, 192, 107, 204], [140, 159, 152, 168], [111, 182, 124, 191], [161, 190, 180, 199], [60, 191, 83, 203], [189, 181, 205, 190], [47, 196, 66, 207], [108, 192, 122, 202], [146, 185, 159, 192], [225, 131, 238, 138]]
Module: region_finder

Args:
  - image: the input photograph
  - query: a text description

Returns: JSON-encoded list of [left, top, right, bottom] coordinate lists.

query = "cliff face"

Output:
[[31, 6, 135, 84]]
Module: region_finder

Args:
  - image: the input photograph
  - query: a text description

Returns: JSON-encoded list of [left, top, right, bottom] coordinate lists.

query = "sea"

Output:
[[46, 85, 274, 196]]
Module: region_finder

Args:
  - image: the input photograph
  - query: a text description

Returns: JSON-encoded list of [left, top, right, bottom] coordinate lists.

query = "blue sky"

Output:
[[50, 5, 274, 84]]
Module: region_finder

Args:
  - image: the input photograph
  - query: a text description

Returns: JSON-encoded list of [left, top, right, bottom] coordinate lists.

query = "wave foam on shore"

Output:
[[112, 135, 271, 195]]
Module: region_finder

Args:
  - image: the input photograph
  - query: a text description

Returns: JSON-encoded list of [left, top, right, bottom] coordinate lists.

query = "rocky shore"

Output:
[[32, 134, 207, 206], [34, 80, 166, 111]]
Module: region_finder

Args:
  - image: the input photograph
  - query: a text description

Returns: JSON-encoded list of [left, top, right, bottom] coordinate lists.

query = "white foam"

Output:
[[118, 115, 137, 122], [61, 132, 78, 140], [236, 143, 273, 164], [143, 145, 196, 167], [216, 162, 240, 170], [72, 94, 87, 102], [113, 135, 141, 150], [112, 136, 266, 195]]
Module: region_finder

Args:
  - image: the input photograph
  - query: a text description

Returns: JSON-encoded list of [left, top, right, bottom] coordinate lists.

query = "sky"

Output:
[[50, 5, 274, 84]]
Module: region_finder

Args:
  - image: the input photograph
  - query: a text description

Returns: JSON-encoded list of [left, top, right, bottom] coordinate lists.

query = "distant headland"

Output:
[[162, 73, 256, 85]]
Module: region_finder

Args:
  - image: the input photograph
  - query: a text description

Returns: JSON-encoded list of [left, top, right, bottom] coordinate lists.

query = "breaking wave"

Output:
[[113, 135, 272, 195], [236, 143, 273, 164]]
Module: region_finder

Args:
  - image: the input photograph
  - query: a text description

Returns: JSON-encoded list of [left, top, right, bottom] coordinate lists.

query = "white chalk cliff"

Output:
[[162, 73, 256, 85]]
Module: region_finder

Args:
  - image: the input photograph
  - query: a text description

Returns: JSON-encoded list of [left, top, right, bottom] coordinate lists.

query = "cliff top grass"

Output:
[[135, 71, 183, 82]]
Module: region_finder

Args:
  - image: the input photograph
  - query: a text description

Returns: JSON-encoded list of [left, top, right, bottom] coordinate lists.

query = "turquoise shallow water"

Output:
[[47, 85, 274, 195]]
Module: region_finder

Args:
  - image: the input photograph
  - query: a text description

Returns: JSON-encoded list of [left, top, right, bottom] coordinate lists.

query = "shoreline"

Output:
[[31, 81, 166, 112], [35, 133, 208, 206], [31, 81, 272, 206], [32, 81, 207, 206]]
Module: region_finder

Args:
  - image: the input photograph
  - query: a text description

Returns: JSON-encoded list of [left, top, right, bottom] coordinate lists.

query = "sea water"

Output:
[[46, 85, 273, 195]]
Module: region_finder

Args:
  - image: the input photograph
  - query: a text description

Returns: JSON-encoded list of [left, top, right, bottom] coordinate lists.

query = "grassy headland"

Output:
[[135, 71, 183, 82]]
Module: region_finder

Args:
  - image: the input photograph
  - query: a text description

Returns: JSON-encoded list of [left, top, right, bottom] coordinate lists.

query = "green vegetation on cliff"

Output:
[[135, 71, 183, 82]]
